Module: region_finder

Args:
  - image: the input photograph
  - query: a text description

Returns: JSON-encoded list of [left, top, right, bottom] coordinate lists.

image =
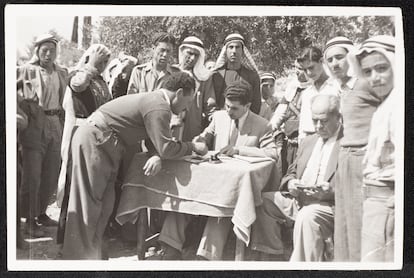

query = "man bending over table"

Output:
[[158, 80, 281, 260]]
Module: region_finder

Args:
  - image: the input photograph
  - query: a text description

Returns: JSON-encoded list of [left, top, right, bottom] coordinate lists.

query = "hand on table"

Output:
[[143, 155, 162, 176], [287, 179, 301, 198], [218, 145, 239, 157]]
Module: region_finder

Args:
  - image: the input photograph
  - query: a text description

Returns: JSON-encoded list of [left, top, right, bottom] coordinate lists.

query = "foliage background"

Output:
[[98, 16, 395, 76], [19, 16, 394, 77]]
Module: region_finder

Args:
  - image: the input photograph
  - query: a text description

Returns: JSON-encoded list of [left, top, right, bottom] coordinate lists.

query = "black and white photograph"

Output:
[[5, 4, 404, 271]]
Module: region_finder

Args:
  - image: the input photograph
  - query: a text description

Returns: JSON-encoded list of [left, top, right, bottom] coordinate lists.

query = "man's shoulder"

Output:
[[301, 133, 319, 146], [249, 111, 269, 125], [132, 61, 152, 73], [212, 110, 228, 119]]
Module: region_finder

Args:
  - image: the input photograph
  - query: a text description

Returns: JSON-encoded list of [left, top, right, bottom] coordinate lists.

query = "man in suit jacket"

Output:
[[157, 80, 281, 260], [250, 94, 342, 262]]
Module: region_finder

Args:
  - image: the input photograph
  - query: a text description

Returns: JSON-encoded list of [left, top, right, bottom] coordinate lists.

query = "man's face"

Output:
[[154, 42, 173, 68], [225, 98, 249, 120], [325, 46, 350, 81], [294, 62, 308, 83], [312, 109, 340, 140], [260, 78, 275, 99], [226, 42, 243, 64], [171, 88, 194, 115], [182, 47, 200, 70], [38, 42, 57, 68], [299, 59, 325, 82], [360, 52, 394, 99]]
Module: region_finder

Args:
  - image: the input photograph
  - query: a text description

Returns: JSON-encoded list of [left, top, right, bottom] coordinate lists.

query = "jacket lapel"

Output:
[[237, 111, 253, 146], [324, 127, 344, 182], [297, 135, 319, 178]]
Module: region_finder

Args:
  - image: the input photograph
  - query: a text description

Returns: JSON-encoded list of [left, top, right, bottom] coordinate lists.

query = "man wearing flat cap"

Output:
[[212, 33, 261, 115], [127, 32, 175, 94], [17, 33, 68, 237], [157, 80, 280, 260]]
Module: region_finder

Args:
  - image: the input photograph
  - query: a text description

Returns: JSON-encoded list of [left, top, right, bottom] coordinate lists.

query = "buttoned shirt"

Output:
[[301, 127, 340, 186], [127, 61, 173, 94], [39, 68, 61, 110]]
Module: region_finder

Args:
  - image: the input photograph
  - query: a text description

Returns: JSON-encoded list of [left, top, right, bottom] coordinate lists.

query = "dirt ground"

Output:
[[17, 202, 139, 261], [16, 203, 239, 261]]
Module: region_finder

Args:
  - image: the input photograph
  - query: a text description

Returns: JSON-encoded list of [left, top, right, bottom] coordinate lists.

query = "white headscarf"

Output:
[[74, 43, 111, 72], [213, 33, 259, 73], [29, 33, 59, 64], [352, 35, 395, 78], [323, 36, 357, 78], [179, 36, 211, 81]]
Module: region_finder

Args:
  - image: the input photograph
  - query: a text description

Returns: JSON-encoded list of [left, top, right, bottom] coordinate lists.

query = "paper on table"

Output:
[[232, 155, 274, 164]]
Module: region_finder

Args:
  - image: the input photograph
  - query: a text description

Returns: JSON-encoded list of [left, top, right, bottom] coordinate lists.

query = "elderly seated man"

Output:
[[250, 94, 342, 262], [157, 79, 281, 260]]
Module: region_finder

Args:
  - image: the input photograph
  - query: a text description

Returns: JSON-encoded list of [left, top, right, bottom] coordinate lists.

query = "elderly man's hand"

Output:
[[143, 155, 162, 176], [302, 182, 331, 200], [219, 145, 239, 156]]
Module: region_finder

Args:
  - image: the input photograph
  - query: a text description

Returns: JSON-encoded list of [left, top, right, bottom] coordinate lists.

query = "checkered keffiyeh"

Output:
[[214, 33, 259, 73]]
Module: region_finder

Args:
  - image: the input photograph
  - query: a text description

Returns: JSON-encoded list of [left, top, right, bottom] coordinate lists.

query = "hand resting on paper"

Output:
[[218, 144, 239, 157]]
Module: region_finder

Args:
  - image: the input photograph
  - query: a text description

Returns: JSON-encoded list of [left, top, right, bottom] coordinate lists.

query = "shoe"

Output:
[[37, 214, 58, 227], [25, 219, 46, 238], [161, 244, 182, 260]]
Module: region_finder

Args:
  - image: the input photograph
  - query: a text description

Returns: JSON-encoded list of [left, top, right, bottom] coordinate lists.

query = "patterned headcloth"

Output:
[[224, 79, 253, 104], [260, 71, 276, 82], [323, 36, 357, 77], [352, 35, 395, 78], [214, 33, 259, 73], [179, 36, 211, 81], [74, 44, 111, 72], [29, 33, 59, 64]]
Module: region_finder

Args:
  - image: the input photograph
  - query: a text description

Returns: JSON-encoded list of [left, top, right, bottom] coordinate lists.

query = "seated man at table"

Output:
[[158, 79, 280, 260], [250, 94, 342, 261]]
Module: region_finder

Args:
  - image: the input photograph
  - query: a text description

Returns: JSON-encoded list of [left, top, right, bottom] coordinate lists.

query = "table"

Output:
[[115, 152, 281, 259]]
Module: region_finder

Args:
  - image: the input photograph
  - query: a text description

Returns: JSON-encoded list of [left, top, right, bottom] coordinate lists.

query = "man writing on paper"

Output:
[[157, 79, 281, 260], [250, 94, 342, 262]]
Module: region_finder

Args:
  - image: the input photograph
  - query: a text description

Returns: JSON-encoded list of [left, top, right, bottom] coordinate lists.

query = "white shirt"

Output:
[[298, 78, 340, 141], [301, 127, 340, 187]]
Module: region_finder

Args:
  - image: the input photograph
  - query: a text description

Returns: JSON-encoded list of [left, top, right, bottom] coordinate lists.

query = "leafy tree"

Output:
[[98, 16, 394, 77]]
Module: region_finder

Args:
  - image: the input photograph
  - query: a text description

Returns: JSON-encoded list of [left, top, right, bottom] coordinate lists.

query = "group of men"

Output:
[[16, 29, 396, 263]]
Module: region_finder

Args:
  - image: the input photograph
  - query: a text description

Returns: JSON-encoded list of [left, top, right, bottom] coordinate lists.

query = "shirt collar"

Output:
[[321, 124, 341, 144], [146, 60, 173, 74], [159, 88, 171, 106]]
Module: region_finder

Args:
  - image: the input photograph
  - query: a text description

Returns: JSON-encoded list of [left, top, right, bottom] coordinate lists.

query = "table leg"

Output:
[[136, 209, 148, 260], [235, 238, 245, 261]]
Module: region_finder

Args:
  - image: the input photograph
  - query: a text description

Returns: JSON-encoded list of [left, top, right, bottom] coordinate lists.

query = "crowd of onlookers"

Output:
[[16, 29, 396, 262]]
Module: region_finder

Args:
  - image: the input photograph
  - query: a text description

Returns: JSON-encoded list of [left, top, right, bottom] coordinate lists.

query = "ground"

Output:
[[16, 203, 239, 261], [17, 202, 139, 261]]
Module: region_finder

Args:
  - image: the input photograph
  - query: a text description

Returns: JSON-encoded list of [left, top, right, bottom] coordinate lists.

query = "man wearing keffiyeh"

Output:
[[324, 36, 381, 262], [17, 33, 68, 238], [354, 35, 396, 262], [212, 33, 261, 115], [171, 36, 217, 141]]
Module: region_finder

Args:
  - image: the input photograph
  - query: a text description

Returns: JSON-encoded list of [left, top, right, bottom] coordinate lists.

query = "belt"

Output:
[[363, 184, 394, 198], [340, 145, 366, 152], [86, 111, 123, 147], [87, 111, 112, 133], [44, 109, 62, 116]]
